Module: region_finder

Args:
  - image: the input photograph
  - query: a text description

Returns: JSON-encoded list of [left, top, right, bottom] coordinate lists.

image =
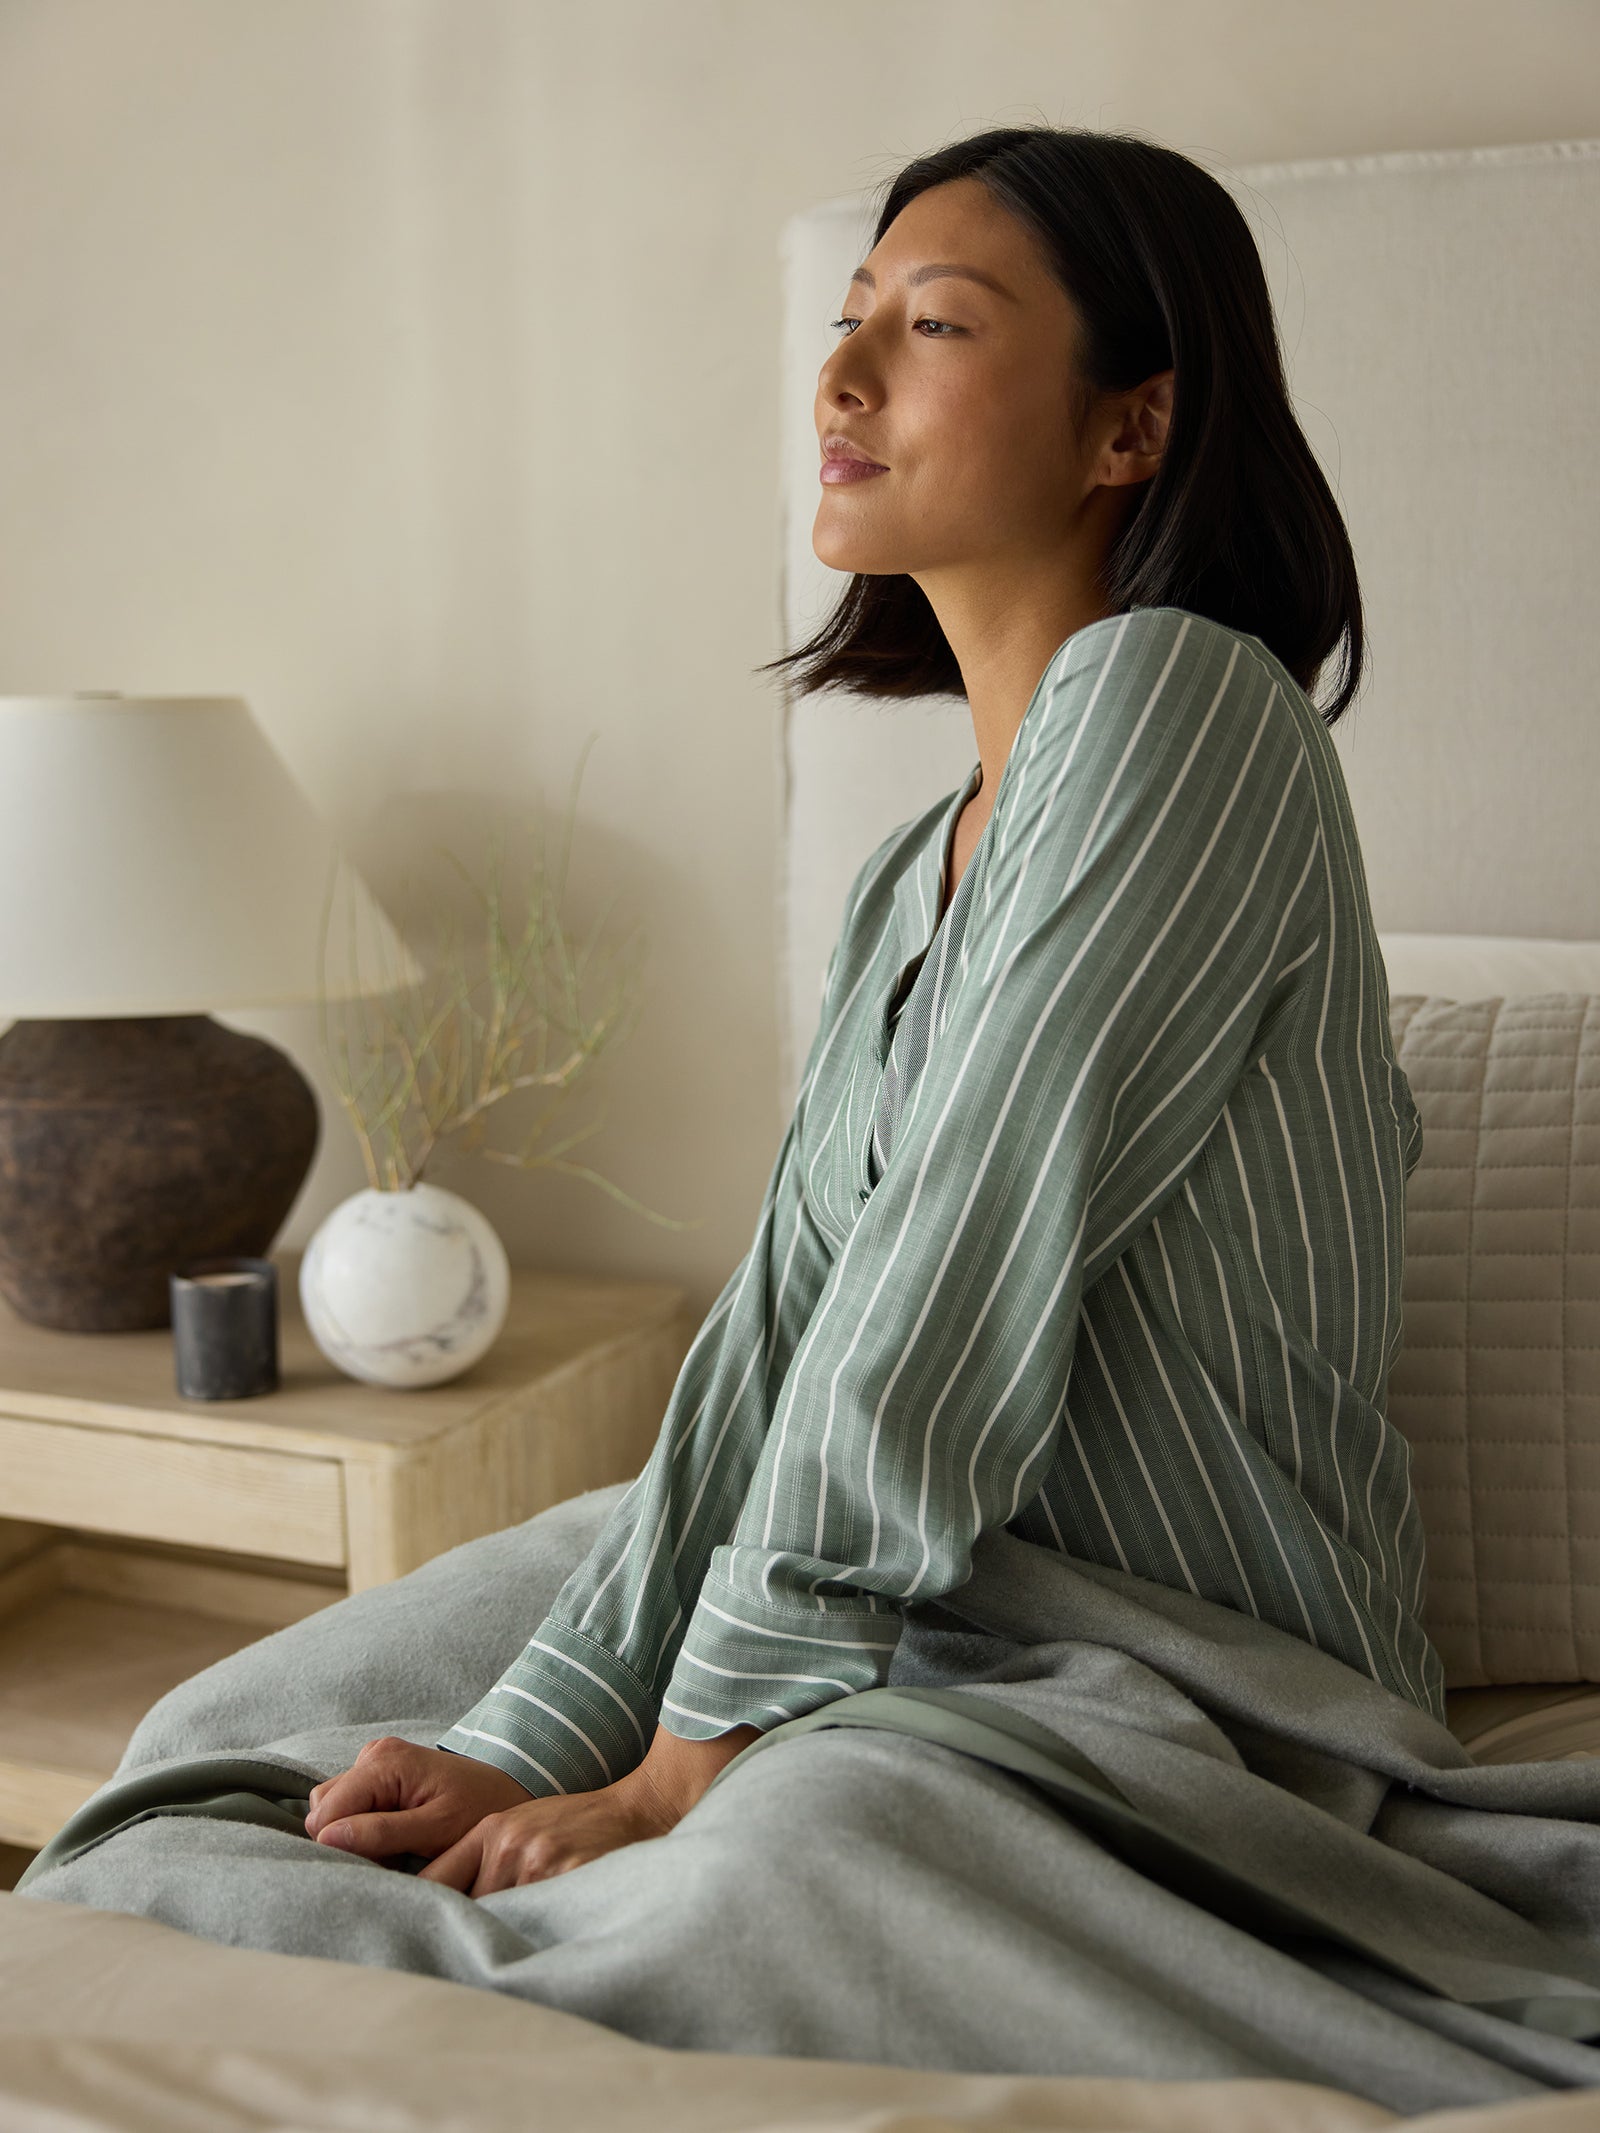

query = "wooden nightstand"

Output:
[[0, 1254, 694, 1849]]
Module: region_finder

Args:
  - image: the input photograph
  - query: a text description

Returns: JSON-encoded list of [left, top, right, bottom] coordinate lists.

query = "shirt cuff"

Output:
[[435, 1617, 656, 1796], [658, 1566, 902, 1739]]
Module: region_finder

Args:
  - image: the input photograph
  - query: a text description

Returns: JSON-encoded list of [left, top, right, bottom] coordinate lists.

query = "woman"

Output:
[[304, 122, 1438, 1898]]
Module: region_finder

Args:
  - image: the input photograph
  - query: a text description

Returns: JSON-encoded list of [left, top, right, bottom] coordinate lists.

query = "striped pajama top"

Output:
[[440, 603, 1444, 1798]]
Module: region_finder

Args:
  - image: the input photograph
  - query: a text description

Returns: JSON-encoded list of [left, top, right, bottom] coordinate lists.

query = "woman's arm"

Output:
[[428, 835, 912, 1798], [654, 609, 1327, 1739], [429, 1119, 823, 1795]]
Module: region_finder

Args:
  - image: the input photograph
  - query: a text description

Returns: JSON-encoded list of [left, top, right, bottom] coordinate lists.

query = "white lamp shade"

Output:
[[0, 694, 421, 1018]]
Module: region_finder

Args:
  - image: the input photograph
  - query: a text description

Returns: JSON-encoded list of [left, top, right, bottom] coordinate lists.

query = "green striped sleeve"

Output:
[[432, 833, 913, 1792]]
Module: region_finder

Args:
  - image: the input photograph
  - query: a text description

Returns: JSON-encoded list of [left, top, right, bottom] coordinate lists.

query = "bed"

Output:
[[4, 132, 1600, 2133]]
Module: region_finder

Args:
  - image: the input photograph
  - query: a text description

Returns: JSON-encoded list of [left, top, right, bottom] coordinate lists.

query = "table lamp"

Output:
[[0, 693, 420, 1332]]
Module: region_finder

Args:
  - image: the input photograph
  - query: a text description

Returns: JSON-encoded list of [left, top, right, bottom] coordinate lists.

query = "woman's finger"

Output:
[[313, 1806, 433, 1860], [355, 1735, 409, 1761], [469, 1824, 520, 1897], [470, 1814, 577, 1896], [304, 1749, 413, 1835], [417, 1826, 483, 1893], [304, 1774, 375, 1835]]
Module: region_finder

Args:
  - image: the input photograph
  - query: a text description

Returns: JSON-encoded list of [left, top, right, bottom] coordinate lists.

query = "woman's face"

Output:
[[813, 175, 1103, 581]]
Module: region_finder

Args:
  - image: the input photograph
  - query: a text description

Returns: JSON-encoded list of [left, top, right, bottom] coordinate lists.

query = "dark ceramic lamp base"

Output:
[[0, 1015, 319, 1332]]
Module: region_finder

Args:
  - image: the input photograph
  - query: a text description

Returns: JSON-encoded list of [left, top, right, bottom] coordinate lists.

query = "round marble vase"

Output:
[[299, 1181, 511, 1389]]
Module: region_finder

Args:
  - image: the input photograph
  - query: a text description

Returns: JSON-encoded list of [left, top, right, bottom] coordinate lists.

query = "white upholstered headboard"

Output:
[[775, 137, 1600, 1108]]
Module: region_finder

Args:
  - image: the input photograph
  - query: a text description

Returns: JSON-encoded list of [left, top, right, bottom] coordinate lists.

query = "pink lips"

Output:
[[820, 455, 888, 486]]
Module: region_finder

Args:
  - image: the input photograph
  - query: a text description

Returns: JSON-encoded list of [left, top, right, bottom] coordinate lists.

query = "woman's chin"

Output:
[[811, 528, 910, 577]]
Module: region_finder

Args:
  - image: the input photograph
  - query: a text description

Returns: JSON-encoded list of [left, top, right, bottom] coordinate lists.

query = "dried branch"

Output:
[[315, 745, 695, 1232]]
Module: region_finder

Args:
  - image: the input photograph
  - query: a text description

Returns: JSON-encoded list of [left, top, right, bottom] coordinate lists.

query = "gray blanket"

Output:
[[17, 1483, 1600, 2115]]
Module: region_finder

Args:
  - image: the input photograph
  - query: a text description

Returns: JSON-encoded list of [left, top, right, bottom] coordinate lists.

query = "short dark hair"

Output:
[[761, 125, 1366, 728]]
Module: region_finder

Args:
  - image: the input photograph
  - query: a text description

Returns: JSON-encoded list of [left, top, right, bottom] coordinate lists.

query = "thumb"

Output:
[[314, 1805, 440, 1860]]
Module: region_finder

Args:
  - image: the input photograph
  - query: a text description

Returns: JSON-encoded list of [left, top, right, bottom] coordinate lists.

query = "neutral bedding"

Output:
[[11, 1481, 1600, 2129], [9, 1904, 1599, 2133]]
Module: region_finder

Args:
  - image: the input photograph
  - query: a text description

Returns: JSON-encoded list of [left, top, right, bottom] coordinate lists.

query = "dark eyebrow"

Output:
[[848, 262, 1017, 301]]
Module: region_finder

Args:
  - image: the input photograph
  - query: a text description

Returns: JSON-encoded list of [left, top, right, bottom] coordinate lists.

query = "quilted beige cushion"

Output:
[[1389, 994, 1600, 1688]]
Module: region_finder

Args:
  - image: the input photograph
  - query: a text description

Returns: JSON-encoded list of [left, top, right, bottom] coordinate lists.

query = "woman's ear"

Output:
[[1140, 368, 1175, 457], [1101, 368, 1174, 487]]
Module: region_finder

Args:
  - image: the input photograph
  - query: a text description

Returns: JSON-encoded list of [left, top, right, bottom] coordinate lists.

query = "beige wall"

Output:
[[1, 0, 1595, 1321]]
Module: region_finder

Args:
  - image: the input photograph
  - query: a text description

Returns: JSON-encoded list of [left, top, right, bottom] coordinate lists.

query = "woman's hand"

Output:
[[417, 1768, 673, 1893], [420, 1720, 765, 1897], [304, 1736, 533, 1863]]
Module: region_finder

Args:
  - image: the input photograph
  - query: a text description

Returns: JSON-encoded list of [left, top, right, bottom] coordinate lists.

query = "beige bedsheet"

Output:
[[1443, 1688, 1600, 1767], [0, 1889, 1597, 2133]]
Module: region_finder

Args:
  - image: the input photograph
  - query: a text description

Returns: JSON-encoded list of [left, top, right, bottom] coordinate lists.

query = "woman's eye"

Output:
[[826, 316, 959, 337]]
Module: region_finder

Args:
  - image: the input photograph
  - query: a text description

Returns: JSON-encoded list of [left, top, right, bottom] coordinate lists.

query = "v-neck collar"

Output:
[[884, 613, 1110, 974], [891, 759, 983, 971]]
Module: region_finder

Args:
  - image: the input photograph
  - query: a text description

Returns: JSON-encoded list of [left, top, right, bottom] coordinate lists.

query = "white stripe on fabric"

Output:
[[447, 1727, 568, 1793], [525, 1636, 648, 1751], [492, 1683, 613, 1782]]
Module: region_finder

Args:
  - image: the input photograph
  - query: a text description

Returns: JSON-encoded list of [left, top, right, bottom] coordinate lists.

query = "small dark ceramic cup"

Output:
[[170, 1256, 279, 1400]]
